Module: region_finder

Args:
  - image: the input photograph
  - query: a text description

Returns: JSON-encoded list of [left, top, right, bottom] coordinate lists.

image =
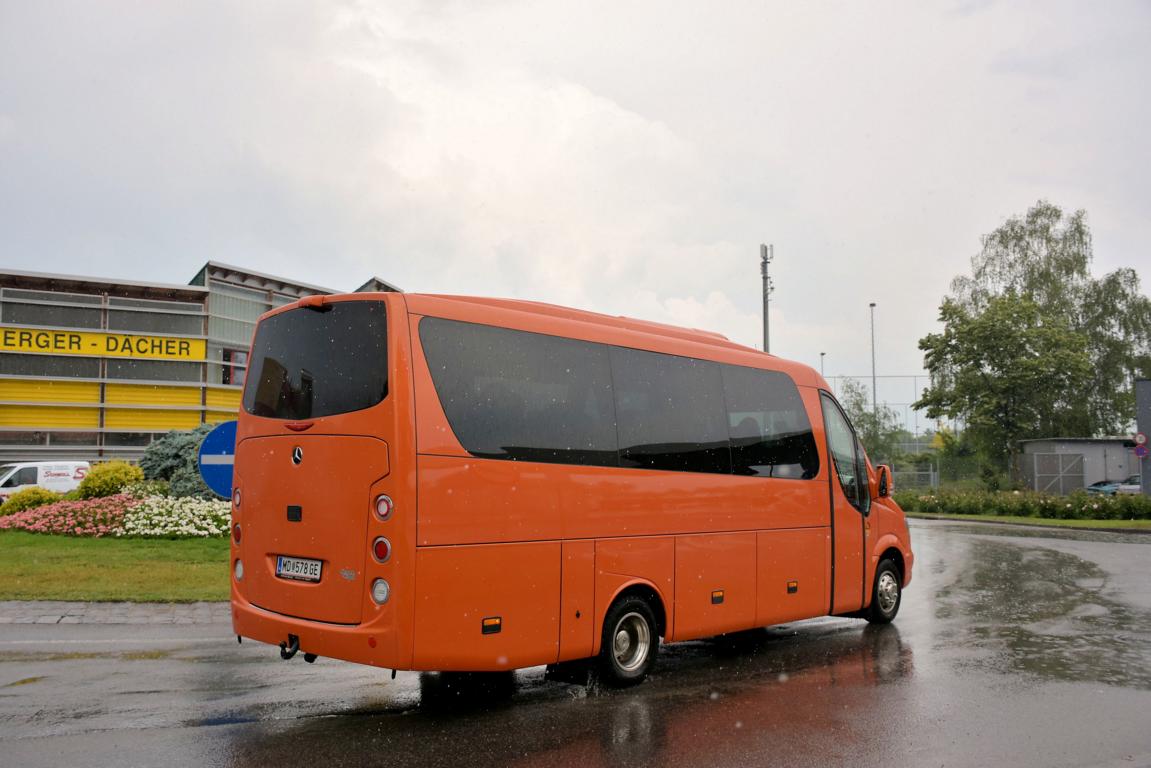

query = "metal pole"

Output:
[[869, 302, 877, 415], [760, 244, 773, 353], [820, 352, 825, 377]]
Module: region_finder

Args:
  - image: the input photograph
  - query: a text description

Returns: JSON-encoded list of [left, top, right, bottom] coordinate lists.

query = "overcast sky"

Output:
[[2, 1, 1149, 414]]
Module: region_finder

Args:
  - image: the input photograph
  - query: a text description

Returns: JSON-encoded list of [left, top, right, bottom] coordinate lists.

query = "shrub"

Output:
[[0, 494, 134, 536], [123, 479, 172, 499], [0, 487, 62, 516], [139, 424, 215, 498], [120, 495, 231, 538], [893, 488, 1151, 520], [76, 460, 145, 499]]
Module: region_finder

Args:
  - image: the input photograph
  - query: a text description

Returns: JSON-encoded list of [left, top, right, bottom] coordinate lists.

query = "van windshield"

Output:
[[242, 301, 388, 420]]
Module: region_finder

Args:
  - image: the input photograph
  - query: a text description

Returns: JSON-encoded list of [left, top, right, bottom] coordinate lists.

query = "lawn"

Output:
[[906, 512, 1151, 532], [0, 531, 230, 602]]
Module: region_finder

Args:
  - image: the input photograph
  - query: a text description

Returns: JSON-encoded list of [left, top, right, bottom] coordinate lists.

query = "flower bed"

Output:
[[0, 494, 131, 537], [121, 495, 230, 538], [893, 489, 1151, 520], [0, 493, 231, 538]]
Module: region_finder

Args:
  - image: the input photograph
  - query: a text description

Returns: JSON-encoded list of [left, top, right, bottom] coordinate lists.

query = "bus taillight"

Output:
[[372, 537, 392, 563]]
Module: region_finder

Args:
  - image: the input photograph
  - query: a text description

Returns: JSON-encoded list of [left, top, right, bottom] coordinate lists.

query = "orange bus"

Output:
[[230, 292, 913, 685]]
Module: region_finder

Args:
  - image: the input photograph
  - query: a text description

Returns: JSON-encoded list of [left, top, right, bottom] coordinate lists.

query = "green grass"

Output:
[[907, 512, 1151, 531], [0, 531, 230, 602]]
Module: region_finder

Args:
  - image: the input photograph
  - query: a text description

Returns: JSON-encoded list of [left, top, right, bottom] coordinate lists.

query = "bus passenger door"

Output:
[[820, 393, 871, 615]]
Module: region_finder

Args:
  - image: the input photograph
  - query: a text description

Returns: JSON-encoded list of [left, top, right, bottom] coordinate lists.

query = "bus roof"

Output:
[[398, 293, 827, 390]]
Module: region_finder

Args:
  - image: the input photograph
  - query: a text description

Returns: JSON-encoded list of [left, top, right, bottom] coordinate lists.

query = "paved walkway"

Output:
[[0, 600, 229, 624]]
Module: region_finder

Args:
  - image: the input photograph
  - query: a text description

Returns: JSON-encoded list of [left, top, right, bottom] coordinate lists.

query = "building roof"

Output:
[[190, 261, 341, 296], [355, 276, 404, 293], [0, 268, 208, 302]]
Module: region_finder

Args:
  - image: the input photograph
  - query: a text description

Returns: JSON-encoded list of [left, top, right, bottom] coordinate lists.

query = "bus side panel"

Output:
[[417, 456, 564, 545], [756, 528, 830, 627], [558, 540, 596, 662], [411, 542, 560, 671], [672, 533, 757, 641], [594, 537, 675, 653]]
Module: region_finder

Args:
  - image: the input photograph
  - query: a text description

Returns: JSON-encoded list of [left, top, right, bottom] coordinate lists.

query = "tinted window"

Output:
[[420, 318, 617, 466], [2, 466, 38, 487], [611, 347, 730, 474], [243, 301, 388, 419], [821, 393, 870, 513], [722, 366, 819, 479]]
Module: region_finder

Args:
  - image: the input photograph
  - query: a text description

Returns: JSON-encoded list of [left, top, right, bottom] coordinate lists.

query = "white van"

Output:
[[0, 461, 90, 501]]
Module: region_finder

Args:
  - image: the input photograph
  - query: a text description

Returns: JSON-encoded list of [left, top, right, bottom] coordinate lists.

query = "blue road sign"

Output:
[[198, 420, 237, 499]]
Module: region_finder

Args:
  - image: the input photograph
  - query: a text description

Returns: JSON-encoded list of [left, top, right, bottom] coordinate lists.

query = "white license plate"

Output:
[[276, 556, 323, 582]]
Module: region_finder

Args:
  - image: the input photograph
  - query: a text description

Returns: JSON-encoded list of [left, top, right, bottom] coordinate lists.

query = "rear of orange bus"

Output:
[[230, 293, 415, 668]]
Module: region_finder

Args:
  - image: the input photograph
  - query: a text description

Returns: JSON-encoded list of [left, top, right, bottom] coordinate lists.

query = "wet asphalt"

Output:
[[2, 519, 1151, 768]]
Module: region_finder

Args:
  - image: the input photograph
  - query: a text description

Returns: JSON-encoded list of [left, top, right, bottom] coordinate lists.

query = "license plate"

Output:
[[276, 556, 323, 582]]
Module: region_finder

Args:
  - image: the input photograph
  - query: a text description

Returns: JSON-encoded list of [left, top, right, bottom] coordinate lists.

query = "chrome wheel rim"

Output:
[[877, 571, 899, 614], [612, 612, 651, 672]]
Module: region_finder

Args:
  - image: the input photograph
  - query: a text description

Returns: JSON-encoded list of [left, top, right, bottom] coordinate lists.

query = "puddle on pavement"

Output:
[[934, 538, 1151, 689]]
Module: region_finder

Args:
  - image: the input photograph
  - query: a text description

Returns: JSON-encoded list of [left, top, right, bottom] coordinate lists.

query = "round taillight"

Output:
[[371, 579, 390, 605], [372, 537, 392, 563], [232, 524, 242, 544], [374, 494, 394, 521], [233, 488, 241, 508], [234, 559, 244, 581]]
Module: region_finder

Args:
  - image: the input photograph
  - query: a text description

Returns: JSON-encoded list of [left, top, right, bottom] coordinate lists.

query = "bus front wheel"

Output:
[[866, 559, 902, 624], [598, 596, 659, 686]]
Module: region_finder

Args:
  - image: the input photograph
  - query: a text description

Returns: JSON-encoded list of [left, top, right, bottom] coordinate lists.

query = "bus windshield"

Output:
[[242, 300, 388, 420]]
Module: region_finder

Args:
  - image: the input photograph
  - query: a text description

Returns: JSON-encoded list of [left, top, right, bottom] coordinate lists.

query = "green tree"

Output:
[[915, 294, 1093, 473], [837, 377, 903, 464], [948, 200, 1151, 435], [139, 424, 215, 498]]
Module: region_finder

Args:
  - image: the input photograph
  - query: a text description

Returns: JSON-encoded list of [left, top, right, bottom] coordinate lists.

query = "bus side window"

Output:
[[820, 394, 869, 514]]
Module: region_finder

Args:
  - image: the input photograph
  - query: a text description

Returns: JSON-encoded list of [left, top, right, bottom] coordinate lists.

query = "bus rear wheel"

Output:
[[598, 596, 659, 686], [867, 559, 902, 624]]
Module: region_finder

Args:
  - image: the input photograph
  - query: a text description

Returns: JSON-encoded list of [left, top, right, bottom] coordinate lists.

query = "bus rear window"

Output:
[[242, 301, 388, 420]]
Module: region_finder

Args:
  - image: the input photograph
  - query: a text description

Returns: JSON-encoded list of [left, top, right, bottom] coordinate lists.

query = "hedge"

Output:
[[893, 489, 1151, 520]]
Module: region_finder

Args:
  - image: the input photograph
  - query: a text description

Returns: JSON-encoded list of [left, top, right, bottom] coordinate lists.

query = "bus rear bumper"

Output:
[[231, 597, 398, 670]]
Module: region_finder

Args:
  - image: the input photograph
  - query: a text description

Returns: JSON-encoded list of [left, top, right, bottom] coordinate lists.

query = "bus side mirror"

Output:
[[876, 465, 891, 499]]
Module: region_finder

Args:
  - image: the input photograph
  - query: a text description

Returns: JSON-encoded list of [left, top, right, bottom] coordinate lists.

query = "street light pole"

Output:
[[869, 302, 877, 415]]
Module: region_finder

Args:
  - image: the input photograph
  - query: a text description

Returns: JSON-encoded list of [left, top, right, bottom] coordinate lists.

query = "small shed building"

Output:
[[1018, 438, 1138, 494]]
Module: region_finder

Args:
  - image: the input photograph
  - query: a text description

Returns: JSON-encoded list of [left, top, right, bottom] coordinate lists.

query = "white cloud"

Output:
[[1, 0, 1148, 412]]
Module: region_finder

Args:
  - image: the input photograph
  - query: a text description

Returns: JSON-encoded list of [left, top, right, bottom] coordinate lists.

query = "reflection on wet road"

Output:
[[3, 519, 1151, 767]]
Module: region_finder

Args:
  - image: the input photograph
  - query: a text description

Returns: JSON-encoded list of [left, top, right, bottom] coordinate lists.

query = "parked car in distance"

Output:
[[1085, 479, 1124, 496], [1116, 475, 1143, 495], [0, 461, 90, 502]]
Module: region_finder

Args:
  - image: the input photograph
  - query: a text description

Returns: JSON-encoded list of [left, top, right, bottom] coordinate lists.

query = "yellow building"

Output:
[[0, 262, 399, 462]]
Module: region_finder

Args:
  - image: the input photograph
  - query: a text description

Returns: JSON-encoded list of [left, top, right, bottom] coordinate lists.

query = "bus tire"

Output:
[[598, 596, 659, 686], [866, 558, 902, 624]]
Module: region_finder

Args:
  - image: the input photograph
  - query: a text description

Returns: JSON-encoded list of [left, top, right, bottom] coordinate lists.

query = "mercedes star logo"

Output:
[[292, 446, 303, 465]]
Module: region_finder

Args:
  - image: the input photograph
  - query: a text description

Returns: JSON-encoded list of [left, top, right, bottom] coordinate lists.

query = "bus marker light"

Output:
[[371, 579, 390, 605], [232, 524, 241, 544], [374, 495, 394, 521], [482, 617, 502, 635], [711, 590, 724, 605], [234, 559, 244, 581], [372, 537, 392, 563], [787, 580, 799, 594], [233, 488, 241, 508]]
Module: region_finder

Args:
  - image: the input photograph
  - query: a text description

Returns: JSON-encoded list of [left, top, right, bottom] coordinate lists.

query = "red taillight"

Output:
[[374, 494, 394, 521], [372, 537, 391, 563], [232, 524, 241, 544]]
